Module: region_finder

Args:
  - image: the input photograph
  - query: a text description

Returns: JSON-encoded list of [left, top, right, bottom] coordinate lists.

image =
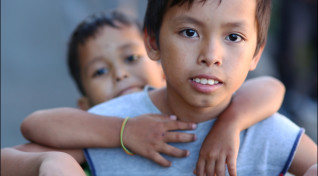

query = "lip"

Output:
[[116, 86, 143, 97], [189, 74, 222, 94]]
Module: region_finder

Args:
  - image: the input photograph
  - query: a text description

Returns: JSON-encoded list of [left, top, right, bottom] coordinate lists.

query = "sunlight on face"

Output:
[[156, 0, 261, 112]]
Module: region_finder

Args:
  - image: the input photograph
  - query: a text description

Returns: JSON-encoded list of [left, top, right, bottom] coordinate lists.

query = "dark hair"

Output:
[[143, 0, 272, 55], [68, 10, 142, 95]]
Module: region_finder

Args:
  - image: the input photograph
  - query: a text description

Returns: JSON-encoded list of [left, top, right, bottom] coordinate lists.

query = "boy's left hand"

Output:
[[194, 120, 240, 176]]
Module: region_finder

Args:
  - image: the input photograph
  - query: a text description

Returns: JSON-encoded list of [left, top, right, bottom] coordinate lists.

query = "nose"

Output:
[[114, 66, 129, 82], [197, 38, 222, 66]]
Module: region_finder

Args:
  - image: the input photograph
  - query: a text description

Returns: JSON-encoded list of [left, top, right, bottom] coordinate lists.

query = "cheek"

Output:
[[134, 64, 162, 86], [87, 79, 114, 104]]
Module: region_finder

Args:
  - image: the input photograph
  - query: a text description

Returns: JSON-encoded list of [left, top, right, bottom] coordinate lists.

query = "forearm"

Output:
[[218, 76, 285, 130], [21, 107, 123, 148]]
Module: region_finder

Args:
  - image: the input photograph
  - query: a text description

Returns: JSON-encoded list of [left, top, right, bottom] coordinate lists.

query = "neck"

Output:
[[150, 87, 232, 123]]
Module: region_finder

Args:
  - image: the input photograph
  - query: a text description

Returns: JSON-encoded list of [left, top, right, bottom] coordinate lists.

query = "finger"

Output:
[[169, 115, 177, 120], [154, 114, 177, 120], [149, 151, 172, 167], [195, 157, 206, 176], [164, 120, 197, 131], [150, 114, 176, 120], [226, 154, 237, 176], [159, 143, 189, 158], [215, 154, 226, 176], [205, 158, 216, 176], [164, 132, 196, 143]]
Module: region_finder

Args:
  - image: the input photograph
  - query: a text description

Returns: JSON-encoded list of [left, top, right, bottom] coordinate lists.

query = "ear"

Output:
[[144, 29, 160, 61], [249, 44, 265, 71], [77, 97, 90, 111]]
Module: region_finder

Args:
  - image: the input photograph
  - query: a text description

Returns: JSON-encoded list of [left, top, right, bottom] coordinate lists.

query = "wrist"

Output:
[[217, 110, 245, 131], [99, 117, 124, 148], [120, 117, 134, 155]]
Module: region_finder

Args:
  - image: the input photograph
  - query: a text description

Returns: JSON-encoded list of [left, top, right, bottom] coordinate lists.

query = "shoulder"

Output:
[[87, 87, 160, 117], [255, 113, 300, 133], [87, 92, 144, 117], [236, 113, 304, 174], [246, 113, 301, 138]]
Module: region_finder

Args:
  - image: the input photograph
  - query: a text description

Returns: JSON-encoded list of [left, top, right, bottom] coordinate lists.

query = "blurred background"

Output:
[[1, 0, 317, 150]]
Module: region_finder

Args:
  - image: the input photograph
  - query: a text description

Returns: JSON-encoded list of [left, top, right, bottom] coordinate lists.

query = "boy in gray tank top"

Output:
[[84, 0, 317, 175]]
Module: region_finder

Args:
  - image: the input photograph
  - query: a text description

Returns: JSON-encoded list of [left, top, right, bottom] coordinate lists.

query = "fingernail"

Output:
[[192, 123, 197, 129], [186, 150, 190, 156], [169, 115, 177, 120]]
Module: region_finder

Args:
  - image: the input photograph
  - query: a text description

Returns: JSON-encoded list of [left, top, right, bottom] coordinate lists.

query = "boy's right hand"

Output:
[[123, 114, 197, 167]]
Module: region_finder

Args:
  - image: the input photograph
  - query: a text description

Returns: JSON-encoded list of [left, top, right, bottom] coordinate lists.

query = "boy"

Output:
[[3, 10, 286, 176], [70, 1, 316, 176]]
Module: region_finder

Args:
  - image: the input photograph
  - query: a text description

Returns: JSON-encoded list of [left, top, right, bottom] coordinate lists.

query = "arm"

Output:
[[1, 148, 86, 176], [21, 108, 125, 149], [195, 76, 285, 176], [13, 143, 85, 164], [21, 108, 197, 166], [288, 134, 317, 176]]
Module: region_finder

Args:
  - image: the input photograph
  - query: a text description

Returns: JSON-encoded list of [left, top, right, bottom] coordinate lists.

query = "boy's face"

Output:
[[78, 25, 165, 109], [147, 0, 263, 108]]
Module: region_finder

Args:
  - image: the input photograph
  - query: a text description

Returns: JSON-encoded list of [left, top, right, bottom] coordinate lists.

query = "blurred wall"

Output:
[[1, 0, 317, 148]]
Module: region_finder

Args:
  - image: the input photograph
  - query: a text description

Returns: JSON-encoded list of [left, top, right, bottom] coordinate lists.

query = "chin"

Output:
[[189, 97, 220, 108]]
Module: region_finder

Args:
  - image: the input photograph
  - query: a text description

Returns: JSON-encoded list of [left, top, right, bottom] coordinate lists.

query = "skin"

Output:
[[146, 0, 262, 122], [1, 148, 85, 176], [77, 24, 165, 109], [144, 0, 317, 175]]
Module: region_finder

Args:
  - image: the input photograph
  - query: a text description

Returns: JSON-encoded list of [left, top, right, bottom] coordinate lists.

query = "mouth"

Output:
[[189, 75, 222, 93], [191, 77, 220, 85]]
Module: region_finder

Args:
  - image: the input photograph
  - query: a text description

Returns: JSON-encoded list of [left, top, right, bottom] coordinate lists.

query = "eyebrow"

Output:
[[172, 15, 204, 27], [84, 42, 141, 72], [119, 42, 141, 51], [221, 21, 249, 31], [84, 57, 104, 73]]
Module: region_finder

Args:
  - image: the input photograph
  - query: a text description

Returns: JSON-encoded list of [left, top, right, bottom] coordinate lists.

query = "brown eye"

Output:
[[226, 34, 243, 42], [180, 29, 199, 38], [125, 55, 140, 63], [92, 68, 109, 78]]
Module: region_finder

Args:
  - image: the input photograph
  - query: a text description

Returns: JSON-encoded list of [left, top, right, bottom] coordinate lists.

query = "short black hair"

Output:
[[143, 0, 272, 55], [68, 10, 142, 95]]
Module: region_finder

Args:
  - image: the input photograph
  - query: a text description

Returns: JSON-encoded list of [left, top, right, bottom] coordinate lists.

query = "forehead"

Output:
[[165, 0, 257, 29], [78, 25, 144, 61], [82, 25, 143, 52], [77, 25, 146, 74]]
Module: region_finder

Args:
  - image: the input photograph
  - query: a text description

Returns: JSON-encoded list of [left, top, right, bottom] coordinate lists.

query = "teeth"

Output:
[[192, 78, 219, 85], [194, 78, 200, 83], [201, 78, 207, 84], [208, 79, 214, 85]]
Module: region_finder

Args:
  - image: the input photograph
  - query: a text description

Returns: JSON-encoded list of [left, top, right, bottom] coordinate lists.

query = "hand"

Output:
[[123, 114, 197, 167], [38, 152, 86, 176], [194, 120, 240, 176]]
